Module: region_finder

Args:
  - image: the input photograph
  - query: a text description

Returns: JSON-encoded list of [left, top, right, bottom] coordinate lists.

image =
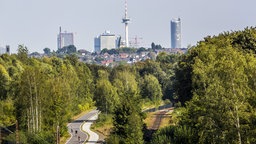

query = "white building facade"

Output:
[[57, 30, 74, 49], [170, 18, 181, 48], [94, 31, 120, 53], [0, 45, 10, 55]]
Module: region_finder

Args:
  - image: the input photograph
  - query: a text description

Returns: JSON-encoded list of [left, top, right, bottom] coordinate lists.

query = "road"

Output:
[[66, 110, 99, 144], [82, 113, 100, 144]]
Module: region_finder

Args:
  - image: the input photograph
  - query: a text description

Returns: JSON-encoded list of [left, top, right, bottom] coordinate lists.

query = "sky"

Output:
[[0, 0, 256, 53]]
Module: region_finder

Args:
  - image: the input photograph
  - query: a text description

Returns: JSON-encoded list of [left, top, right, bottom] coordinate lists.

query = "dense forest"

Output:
[[1, 27, 256, 143]]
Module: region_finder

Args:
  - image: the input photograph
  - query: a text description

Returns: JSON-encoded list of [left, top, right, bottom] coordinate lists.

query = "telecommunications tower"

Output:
[[122, 0, 130, 47]]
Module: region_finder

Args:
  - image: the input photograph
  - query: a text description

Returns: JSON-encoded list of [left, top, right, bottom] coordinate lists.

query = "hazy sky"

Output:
[[0, 0, 255, 53]]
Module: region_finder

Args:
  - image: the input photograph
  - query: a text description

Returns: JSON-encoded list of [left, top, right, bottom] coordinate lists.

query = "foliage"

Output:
[[56, 45, 77, 54], [43, 48, 51, 55], [140, 74, 162, 103], [110, 71, 144, 143], [94, 77, 119, 114], [101, 47, 138, 55], [92, 113, 113, 128], [172, 27, 256, 143], [151, 42, 163, 50], [0, 51, 96, 142], [151, 125, 196, 144], [17, 44, 28, 61], [136, 47, 147, 53], [232, 27, 256, 53], [0, 98, 15, 126], [5, 27, 256, 143]]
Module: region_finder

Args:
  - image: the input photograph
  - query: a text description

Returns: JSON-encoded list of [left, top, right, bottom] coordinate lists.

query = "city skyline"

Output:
[[0, 0, 256, 53]]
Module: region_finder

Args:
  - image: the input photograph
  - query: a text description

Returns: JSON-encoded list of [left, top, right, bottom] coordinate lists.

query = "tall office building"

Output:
[[57, 27, 74, 49], [170, 18, 181, 48], [94, 31, 120, 53]]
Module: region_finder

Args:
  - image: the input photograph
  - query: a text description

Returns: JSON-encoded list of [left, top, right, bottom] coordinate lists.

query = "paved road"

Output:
[[82, 113, 100, 144], [66, 110, 99, 144]]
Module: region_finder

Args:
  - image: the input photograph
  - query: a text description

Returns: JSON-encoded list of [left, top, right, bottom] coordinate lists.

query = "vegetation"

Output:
[[0, 48, 94, 143], [0, 44, 178, 143], [91, 113, 113, 136], [99, 44, 163, 55], [2, 26, 256, 143], [154, 27, 256, 143]]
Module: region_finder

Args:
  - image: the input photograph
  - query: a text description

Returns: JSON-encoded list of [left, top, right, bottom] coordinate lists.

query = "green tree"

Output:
[[66, 45, 77, 54], [100, 48, 108, 54], [174, 49, 196, 105], [74, 62, 94, 112], [0, 98, 15, 126], [178, 41, 256, 143], [110, 71, 144, 143], [151, 42, 156, 50], [232, 27, 256, 53], [94, 78, 119, 114], [17, 62, 46, 133], [151, 125, 196, 144], [0, 64, 11, 99], [56, 45, 77, 54], [141, 74, 162, 103], [43, 48, 51, 55]]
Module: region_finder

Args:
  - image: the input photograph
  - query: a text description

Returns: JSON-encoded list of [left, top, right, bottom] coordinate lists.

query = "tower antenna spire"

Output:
[[122, 0, 130, 47], [125, 0, 128, 18]]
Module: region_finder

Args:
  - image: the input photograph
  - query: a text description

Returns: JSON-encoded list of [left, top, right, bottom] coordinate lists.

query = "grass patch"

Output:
[[144, 109, 174, 129], [91, 113, 113, 137], [141, 99, 172, 111], [143, 112, 157, 128], [141, 99, 162, 110], [60, 133, 70, 144], [159, 112, 172, 129]]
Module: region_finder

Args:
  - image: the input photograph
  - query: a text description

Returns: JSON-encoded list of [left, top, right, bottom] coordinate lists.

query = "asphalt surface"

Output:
[[82, 113, 100, 144], [66, 110, 99, 144]]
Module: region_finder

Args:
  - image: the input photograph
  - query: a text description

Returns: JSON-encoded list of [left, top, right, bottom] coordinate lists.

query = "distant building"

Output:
[[57, 27, 74, 49], [0, 45, 10, 55], [94, 31, 120, 53], [170, 18, 181, 48]]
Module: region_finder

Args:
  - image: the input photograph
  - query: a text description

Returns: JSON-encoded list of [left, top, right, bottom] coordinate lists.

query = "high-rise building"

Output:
[[57, 27, 74, 49], [94, 31, 120, 53], [170, 18, 181, 48]]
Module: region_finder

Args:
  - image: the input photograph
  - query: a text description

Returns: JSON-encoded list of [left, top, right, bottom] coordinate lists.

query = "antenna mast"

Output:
[[122, 0, 130, 47]]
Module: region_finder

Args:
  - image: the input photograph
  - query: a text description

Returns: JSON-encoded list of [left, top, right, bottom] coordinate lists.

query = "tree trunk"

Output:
[[232, 80, 242, 144], [33, 75, 39, 133], [27, 108, 30, 132], [236, 105, 242, 144], [28, 75, 34, 133]]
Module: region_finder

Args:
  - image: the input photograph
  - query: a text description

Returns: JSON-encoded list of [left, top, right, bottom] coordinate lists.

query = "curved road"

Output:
[[66, 110, 99, 144], [82, 113, 100, 144]]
